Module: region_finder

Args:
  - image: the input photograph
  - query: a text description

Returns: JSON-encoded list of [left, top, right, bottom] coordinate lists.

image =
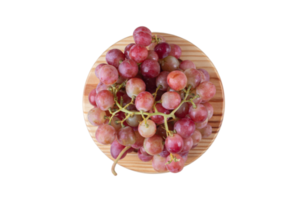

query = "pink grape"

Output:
[[189, 103, 208, 122], [134, 31, 152, 47], [99, 65, 119, 85], [169, 44, 182, 59], [184, 68, 202, 88], [195, 117, 208, 130], [125, 78, 146, 97], [110, 140, 127, 159], [95, 90, 115, 111], [154, 42, 171, 59], [196, 81, 216, 102], [165, 134, 184, 153], [88, 89, 97, 107], [105, 49, 125, 68], [131, 131, 145, 149], [95, 124, 116, 145], [200, 124, 212, 138], [133, 26, 151, 35], [179, 151, 189, 163], [150, 103, 170, 125], [87, 107, 106, 126], [116, 75, 126, 84], [108, 117, 122, 131], [146, 50, 159, 61], [191, 130, 202, 148], [179, 60, 196, 71], [156, 71, 170, 91], [198, 69, 210, 82], [161, 91, 181, 110], [152, 155, 168, 172], [159, 145, 170, 157], [144, 135, 164, 155], [174, 118, 195, 138], [117, 126, 136, 146], [140, 59, 160, 78], [96, 82, 109, 93], [138, 148, 153, 162], [166, 154, 185, 173], [203, 102, 214, 119], [129, 45, 148, 63], [180, 137, 193, 153], [135, 91, 154, 111], [198, 70, 207, 84], [119, 59, 138, 78], [160, 56, 180, 72], [124, 43, 135, 59], [95, 63, 106, 79], [167, 70, 187, 91], [126, 114, 143, 127], [175, 102, 189, 118], [138, 120, 156, 138]]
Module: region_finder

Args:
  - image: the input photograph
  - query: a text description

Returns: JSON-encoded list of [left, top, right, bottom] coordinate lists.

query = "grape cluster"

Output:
[[88, 26, 216, 175]]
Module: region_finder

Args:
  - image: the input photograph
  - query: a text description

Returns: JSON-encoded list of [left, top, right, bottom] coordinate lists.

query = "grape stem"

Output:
[[111, 146, 131, 176]]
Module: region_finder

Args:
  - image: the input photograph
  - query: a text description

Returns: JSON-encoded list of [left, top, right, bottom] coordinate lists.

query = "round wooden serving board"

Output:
[[82, 33, 225, 174]]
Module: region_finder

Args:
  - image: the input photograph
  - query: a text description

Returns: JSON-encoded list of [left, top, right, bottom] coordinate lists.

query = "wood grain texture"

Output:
[[82, 33, 225, 174]]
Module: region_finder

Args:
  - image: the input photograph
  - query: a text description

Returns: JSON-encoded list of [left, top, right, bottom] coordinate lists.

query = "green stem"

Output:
[[111, 146, 131, 176]]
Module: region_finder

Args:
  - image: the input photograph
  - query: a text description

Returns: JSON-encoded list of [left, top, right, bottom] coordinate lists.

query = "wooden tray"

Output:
[[82, 32, 225, 173]]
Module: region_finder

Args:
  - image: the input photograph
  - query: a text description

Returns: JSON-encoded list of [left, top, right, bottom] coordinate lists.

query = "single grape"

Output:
[[138, 119, 156, 138], [148, 35, 166, 50], [96, 82, 109, 93], [167, 70, 187, 91], [131, 131, 145, 149], [179, 151, 189, 163], [118, 59, 138, 78], [126, 114, 143, 127], [108, 117, 122, 131], [189, 103, 208, 122], [165, 134, 184, 153], [124, 43, 135, 59], [195, 117, 208, 130], [95, 90, 114, 111], [174, 118, 195, 138], [154, 42, 171, 59], [180, 137, 193, 153], [88, 89, 97, 107], [166, 154, 185, 173], [87, 107, 106, 126], [140, 59, 160, 78], [129, 45, 148, 63], [117, 126, 136, 146], [135, 91, 154, 111], [197, 70, 207, 84], [169, 44, 182, 59], [110, 140, 127, 159], [150, 103, 170, 125], [175, 102, 189, 118], [125, 78, 146, 97], [184, 68, 202, 88], [99, 65, 119, 85], [198, 69, 210, 82], [161, 91, 181, 110], [191, 130, 202, 148], [196, 81, 216, 102], [200, 124, 212, 138], [156, 126, 167, 138], [105, 49, 125, 68], [179, 60, 196, 71], [138, 148, 153, 162], [134, 31, 152, 47], [146, 50, 159, 61], [160, 56, 180, 72], [152, 155, 168, 172], [142, 76, 157, 92], [133, 26, 151, 35], [203, 102, 214, 119], [95, 63, 107, 79], [144, 135, 164, 155], [95, 124, 116, 145], [156, 71, 170, 91], [159, 145, 170, 158]]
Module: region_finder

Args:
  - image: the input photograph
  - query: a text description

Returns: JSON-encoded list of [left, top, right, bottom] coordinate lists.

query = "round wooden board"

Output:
[[82, 33, 225, 174]]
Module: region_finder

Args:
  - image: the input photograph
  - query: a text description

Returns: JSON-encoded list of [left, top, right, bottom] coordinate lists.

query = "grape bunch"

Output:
[[87, 26, 216, 175]]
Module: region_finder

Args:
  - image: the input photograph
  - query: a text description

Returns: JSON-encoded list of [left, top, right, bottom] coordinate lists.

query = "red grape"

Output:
[[198, 69, 210, 82], [165, 134, 184, 153], [156, 71, 170, 91], [129, 45, 148, 63], [126, 114, 143, 127], [179, 151, 189, 163], [196, 81, 216, 102], [134, 31, 152, 47], [96, 82, 109, 94], [95, 63, 106, 79], [110, 140, 127, 159], [95, 124, 116, 145], [124, 43, 135, 59], [117, 126, 136, 146], [88, 89, 97, 107], [189, 103, 208, 122], [169, 44, 182, 59], [152, 155, 168, 172], [161, 91, 181, 110], [119, 59, 138, 78], [166, 154, 184, 173], [95, 90, 115, 111], [160, 56, 180, 72], [175, 102, 189, 118], [180, 137, 193, 153], [167, 70, 187, 91], [108, 116, 122, 131], [195, 117, 208, 130], [143, 135, 164, 155], [87, 107, 106, 126], [138, 148, 153, 162], [99, 65, 119, 86], [159, 145, 170, 157], [174, 118, 195, 138], [146, 50, 159, 61], [138, 120, 156, 138], [179, 60, 196, 71], [135, 91, 154, 111], [154, 42, 171, 59], [203, 102, 214, 119], [150, 103, 170, 125], [191, 130, 202, 148], [125, 78, 146, 97], [131, 131, 145, 149], [133, 26, 151, 35], [140, 59, 160, 78], [200, 124, 212, 138], [105, 49, 125, 68], [156, 126, 167, 138], [184, 68, 202, 88]]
